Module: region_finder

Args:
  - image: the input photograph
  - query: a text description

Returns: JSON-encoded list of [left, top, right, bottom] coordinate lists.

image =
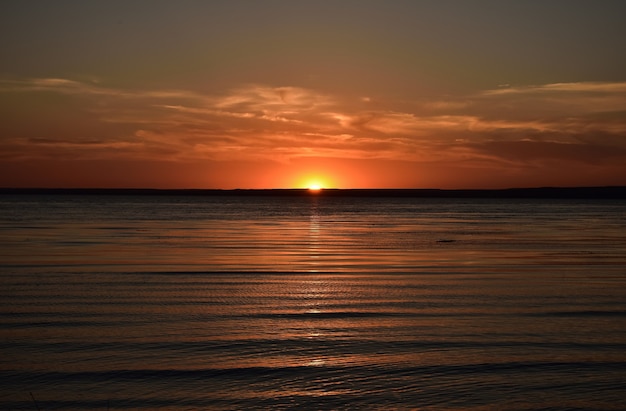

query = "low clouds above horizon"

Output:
[[2, 77, 626, 171]]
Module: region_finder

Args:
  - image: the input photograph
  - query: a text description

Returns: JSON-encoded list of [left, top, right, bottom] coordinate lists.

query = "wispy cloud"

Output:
[[1, 78, 625, 168], [484, 81, 626, 95]]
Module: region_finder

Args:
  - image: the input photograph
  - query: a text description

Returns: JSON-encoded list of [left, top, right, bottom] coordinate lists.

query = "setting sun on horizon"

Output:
[[291, 171, 338, 191]]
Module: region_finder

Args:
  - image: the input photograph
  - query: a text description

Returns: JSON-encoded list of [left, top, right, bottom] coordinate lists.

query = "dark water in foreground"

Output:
[[1, 194, 625, 410]]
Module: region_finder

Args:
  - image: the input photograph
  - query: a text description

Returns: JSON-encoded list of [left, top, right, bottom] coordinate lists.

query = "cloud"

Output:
[[471, 140, 626, 165], [477, 82, 626, 120], [1, 78, 625, 169], [484, 81, 626, 95], [216, 85, 332, 110]]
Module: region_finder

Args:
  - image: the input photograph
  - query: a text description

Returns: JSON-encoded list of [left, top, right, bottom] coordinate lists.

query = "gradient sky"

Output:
[[1, 0, 626, 189]]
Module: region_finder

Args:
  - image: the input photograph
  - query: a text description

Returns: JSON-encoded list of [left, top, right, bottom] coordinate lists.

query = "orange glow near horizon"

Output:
[[295, 173, 335, 190], [282, 157, 384, 189]]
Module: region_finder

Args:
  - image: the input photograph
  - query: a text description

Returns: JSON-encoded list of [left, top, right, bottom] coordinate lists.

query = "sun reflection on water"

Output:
[[306, 359, 326, 367], [307, 198, 322, 272]]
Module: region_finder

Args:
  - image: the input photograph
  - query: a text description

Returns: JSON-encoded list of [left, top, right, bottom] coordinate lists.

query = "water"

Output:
[[1, 194, 625, 410]]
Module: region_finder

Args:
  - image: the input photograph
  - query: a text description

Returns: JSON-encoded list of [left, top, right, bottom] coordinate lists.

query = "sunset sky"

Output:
[[1, 0, 626, 189]]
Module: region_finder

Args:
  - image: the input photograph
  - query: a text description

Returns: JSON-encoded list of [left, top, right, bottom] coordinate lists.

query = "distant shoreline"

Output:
[[1, 186, 626, 199]]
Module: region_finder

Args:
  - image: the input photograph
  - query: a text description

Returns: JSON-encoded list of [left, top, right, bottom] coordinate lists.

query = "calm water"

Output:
[[1, 194, 625, 410]]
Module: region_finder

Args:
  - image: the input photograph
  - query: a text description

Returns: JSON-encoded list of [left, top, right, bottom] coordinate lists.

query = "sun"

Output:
[[294, 173, 333, 190]]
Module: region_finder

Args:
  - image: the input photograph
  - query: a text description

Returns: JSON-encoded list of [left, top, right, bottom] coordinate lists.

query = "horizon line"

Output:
[[2, 186, 625, 199]]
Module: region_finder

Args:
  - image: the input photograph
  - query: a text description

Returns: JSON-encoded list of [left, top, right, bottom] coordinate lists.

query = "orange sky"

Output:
[[1, 2, 626, 189]]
